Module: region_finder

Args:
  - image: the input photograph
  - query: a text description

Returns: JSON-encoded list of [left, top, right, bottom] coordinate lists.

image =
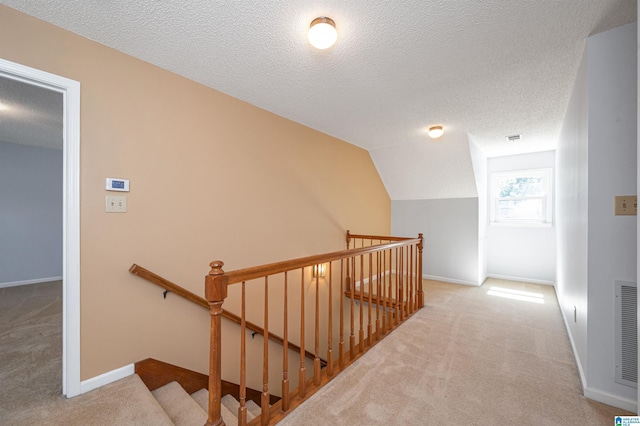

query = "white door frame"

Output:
[[0, 58, 81, 397]]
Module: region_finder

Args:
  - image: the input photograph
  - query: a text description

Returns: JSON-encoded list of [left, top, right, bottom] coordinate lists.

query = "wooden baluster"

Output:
[[391, 249, 395, 327], [381, 249, 387, 335], [400, 247, 405, 322], [395, 249, 400, 327], [418, 234, 424, 308], [327, 262, 334, 377], [404, 246, 408, 318], [314, 269, 321, 386], [367, 253, 372, 346], [387, 249, 393, 331], [299, 269, 306, 398], [345, 230, 351, 291], [238, 282, 247, 426], [349, 256, 356, 359], [406, 246, 409, 316], [282, 272, 289, 412], [407, 246, 411, 315], [414, 244, 418, 312], [358, 255, 364, 353], [205, 261, 228, 426], [375, 251, 381, 341], [261, 277, 269, 425], [409, 245, 414, 314], [339, 259, 345, 369], [414, 242, 419, 311], [406, 246, 411, 316]]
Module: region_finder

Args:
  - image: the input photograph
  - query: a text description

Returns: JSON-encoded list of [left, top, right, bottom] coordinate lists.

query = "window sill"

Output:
[[490, 221, 553, 228]]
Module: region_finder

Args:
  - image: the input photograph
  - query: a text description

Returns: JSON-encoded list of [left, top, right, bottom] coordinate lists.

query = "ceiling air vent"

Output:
[[506, 134, 522, 142]]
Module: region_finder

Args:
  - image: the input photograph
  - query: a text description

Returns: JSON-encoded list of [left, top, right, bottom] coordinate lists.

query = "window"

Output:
[[490, 168, 552, 226]]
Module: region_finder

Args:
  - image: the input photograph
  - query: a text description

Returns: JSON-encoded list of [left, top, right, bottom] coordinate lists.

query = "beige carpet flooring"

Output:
[[0, 280, 172, 425], [1, 278, 634, 425], [0, 281, 63, 420], [279, 279, 634, 425]]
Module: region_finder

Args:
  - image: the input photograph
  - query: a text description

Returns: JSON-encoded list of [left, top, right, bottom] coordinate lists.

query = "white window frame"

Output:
[[490, 168, 553, 227]]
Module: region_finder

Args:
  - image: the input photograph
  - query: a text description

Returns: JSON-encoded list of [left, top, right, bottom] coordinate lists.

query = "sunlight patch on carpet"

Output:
[[487, 286, 545, 304]]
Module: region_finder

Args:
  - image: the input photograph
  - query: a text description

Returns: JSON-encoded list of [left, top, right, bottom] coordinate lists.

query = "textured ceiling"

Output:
[[0, 75, 63, 149], [0, 1, 636, 198]]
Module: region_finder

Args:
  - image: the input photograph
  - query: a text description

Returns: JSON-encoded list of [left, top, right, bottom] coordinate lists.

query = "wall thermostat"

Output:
[[106, 178, 130, 192]]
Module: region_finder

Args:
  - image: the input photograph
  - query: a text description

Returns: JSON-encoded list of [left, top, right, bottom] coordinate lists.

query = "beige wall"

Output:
[[0, 6, 390, 380]]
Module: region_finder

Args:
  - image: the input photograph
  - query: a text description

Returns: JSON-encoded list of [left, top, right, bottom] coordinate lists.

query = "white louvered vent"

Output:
[[615, 280, 637, 388]]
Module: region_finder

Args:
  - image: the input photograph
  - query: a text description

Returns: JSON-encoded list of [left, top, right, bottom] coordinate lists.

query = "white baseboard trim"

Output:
[[79, 363, 135, 395], [423, 274, 480, 287], [584, 386, 637, 413], [0, 276, 63, 289], [557, 297, 587, 389], [556, 290, 636, 413], [486, 274, 555, 286]]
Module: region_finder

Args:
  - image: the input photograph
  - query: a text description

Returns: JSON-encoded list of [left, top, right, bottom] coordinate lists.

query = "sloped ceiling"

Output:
[[0, 1, 635, 199], [372, 129, 478, 200]]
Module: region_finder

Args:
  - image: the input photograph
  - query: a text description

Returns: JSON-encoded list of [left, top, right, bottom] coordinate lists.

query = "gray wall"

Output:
[[392, 198, 480, 285], [468, 137, 488, 284], [557, 21, 637, 410], [585, 22, 637, 407], [557, 42, 589, 394], [0, 141, 63, 285]]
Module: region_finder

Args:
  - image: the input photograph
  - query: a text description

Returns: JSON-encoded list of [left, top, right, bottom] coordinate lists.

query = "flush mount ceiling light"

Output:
[[428, 126, 444, 139], [308, 17, 337, 49], [506, 134, 522, 142]]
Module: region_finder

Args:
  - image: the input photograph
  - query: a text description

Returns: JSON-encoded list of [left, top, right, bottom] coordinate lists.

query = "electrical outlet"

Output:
[[614, 195, 637, 215], [106, 195, 127, 213]]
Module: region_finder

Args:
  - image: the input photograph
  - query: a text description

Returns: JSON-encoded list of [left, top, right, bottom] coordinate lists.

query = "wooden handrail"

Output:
[[222, 238, 421, 285], [128, 264, 323, 366], [347, 231, 416, 242], [129, 264, 209, 308]]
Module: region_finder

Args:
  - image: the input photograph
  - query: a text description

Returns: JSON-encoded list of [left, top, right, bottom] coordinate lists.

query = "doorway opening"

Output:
[[0, 58, 81, 397]]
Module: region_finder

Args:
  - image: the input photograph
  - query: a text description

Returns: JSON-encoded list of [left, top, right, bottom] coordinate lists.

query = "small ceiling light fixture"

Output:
[[428, 125, 444, 139], [506, 134, 522, 142], [308, 17, 337, 49]]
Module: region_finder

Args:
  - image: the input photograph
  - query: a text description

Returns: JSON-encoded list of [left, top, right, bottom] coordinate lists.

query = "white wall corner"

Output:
[[637, 3, 640, 414], [486, 274, 555, 286], [556, 289, 587, 390], [583, 386, 637, 413], [423, 274, 481, 287], [79, 363, 135, 395]]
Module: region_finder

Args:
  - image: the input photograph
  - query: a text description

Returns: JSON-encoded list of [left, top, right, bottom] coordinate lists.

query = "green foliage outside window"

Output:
[[498, 177, 544, 198]]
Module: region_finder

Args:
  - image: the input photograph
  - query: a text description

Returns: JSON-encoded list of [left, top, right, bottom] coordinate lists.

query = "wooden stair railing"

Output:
[[128, 264, 323, 367], [205, 231, 424, 426]]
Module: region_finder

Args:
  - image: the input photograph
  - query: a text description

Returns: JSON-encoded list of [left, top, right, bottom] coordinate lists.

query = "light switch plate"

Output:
[[614, 195, 637, 216], [106, 195, 127, 213]]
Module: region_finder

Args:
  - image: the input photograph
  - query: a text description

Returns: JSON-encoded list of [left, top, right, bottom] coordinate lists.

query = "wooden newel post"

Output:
[[205, 261, 228, 426], [417, 234, 424, 309]]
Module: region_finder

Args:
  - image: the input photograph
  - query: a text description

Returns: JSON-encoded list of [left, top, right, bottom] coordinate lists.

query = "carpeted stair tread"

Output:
[[152, 381, 207, 426], [220, 393, 261, 422], [191, 388, 237, 425]]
